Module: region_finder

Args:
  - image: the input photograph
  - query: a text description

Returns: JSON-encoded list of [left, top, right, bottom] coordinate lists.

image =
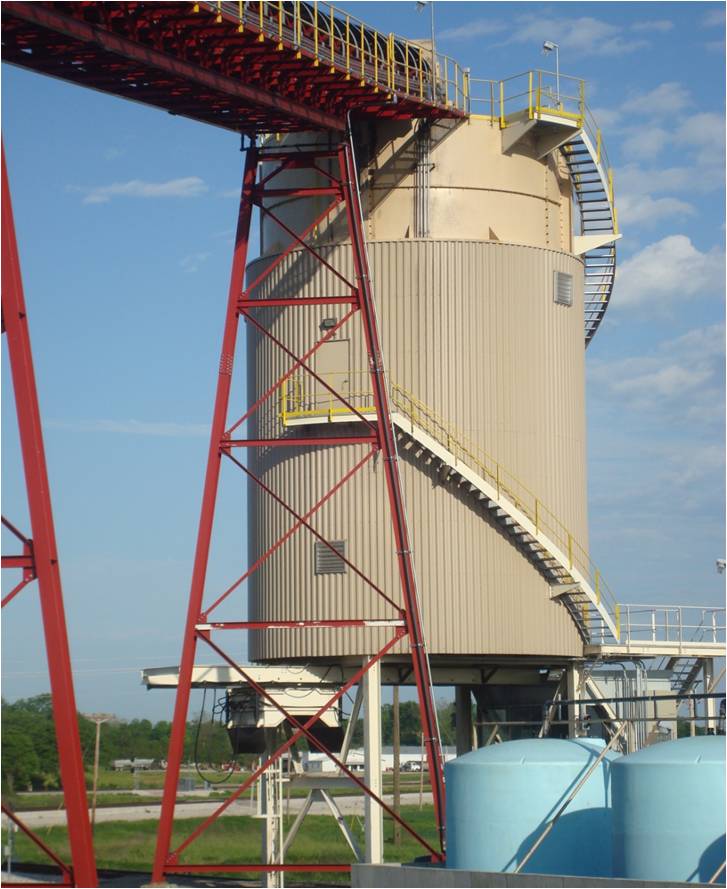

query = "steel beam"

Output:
[[4, 3, 346, 132], [1, 146, 97, 887], [152, 135, 446, 881]]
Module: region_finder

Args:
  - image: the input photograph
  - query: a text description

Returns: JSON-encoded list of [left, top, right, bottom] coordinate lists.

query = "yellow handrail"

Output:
[[279, 371, 619, 633], [204, 1, 469, 111]]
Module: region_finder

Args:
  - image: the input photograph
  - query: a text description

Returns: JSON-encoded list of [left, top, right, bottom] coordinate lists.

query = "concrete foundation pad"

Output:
[[351, 863, 716, 888]]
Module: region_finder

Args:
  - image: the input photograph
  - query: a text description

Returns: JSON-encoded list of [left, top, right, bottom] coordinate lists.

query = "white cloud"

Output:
[[45, 419, 208, 437], [621, 126, 670, 159], [702, 7, 726, 27], [631, 20, 674, 33], [616, 193, 696, 228], [674, 112, 726, 165], [438, 19, 506, 40], [617, 163, 693, 196], [614, 235, 725, 310], [621, 82, 692, 118], [180, 251, 210, 274], [501, 15, 648, 57], [588, 324, 725, 414], [70, 177, 208, 204]]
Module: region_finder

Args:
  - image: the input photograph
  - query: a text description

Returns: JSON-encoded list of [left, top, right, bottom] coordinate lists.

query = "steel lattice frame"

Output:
[[1, 146, 98, 888], [152, 136, 446, 881]]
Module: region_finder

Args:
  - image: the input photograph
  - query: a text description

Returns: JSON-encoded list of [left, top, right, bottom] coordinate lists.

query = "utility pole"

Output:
[[86, 713, 113, 832], [393, 686, 401, 846]]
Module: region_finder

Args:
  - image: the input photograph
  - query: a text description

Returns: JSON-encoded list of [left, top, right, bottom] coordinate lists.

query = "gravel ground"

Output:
[[4, 792, 434, 828]]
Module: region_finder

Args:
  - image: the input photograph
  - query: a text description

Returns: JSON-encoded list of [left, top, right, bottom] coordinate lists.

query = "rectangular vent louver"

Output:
[[314, 540, 347, 575], [554, 271, 574, 306]]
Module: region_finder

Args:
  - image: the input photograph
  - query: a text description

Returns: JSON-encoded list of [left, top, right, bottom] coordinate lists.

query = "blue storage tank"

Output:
[[445, 738, 617, 876], [612, 735, 726, 883]]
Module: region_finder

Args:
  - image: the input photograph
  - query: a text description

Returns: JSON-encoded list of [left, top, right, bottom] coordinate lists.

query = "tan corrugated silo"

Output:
[[246, 115, 589, 664]]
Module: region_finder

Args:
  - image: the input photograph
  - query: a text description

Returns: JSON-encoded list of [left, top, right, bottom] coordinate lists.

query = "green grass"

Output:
[[3, 806, 438, 883]]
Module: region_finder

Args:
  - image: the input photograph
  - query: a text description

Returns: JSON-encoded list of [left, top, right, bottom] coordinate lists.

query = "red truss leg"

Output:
[[1, 145, 97, 888], [152, 134, 446, 883]]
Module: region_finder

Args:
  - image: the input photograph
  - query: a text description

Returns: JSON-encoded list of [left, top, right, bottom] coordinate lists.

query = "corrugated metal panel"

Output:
[[245, 239, 586, 660]]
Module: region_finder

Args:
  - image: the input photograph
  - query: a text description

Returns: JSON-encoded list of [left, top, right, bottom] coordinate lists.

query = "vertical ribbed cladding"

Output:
[[246, 239, 586, 661]]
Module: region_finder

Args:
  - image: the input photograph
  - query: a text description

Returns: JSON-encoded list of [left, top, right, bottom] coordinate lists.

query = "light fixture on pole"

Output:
[[415, 1, 436, 100], [85, 712, 114, 832], [542, 40, 560, 106]]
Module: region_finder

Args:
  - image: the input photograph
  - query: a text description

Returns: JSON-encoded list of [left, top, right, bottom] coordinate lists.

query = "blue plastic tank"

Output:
[[445, 738, 617, 876], [612, 735, 726, 883]]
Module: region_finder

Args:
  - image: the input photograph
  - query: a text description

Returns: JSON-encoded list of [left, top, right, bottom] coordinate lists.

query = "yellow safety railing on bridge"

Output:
[[199, 1, 468, 113], [280, 371, 621, 638]]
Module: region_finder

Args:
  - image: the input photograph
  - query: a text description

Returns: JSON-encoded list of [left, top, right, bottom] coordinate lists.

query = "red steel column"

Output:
[[1, 145, 97, 887], [152, 145, 258, 882], [338, 138, 446, 843]]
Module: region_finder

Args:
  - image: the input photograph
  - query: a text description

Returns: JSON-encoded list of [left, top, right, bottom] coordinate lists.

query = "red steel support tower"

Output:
[[1, 146, 98, 888], [152, 135, 446, 880]]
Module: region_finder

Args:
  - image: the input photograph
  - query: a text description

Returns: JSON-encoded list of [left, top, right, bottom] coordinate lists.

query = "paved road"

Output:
[[6, 792, 434, 828]]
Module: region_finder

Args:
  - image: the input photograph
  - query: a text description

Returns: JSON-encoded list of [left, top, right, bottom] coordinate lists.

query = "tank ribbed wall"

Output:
[[246, 239, 586, 660]]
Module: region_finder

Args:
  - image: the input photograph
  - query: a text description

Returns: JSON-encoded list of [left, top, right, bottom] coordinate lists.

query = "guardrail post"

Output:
[[373, 31, 378, 88], [651, 610, 656, 643], [387, 33, 393, 91], [499, 80, 505, 128], [313, 1, 319, 60], [615, 604, 621, 642], [579, 78, 585, 126], [712, 610, 717, 644], [528, 71, 533, 119], [345, 16, 350, 74], [496, 465, 500, 498]]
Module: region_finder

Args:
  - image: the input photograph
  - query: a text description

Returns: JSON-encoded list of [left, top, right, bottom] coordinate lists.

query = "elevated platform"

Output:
[[2, 1, 466, 133]]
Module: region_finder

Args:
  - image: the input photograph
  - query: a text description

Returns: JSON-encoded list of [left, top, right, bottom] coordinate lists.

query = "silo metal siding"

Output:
[[246, 240, 586, 660]]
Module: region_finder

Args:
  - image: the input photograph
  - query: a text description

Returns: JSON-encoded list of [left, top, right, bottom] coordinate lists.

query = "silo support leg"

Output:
[[364, 657, 384, 864], [703, 658, 716, 733], [455, 686, 473, 756], [566, 663, 582, 738]]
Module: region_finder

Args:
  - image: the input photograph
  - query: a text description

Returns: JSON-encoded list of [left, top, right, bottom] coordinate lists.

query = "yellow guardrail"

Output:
[[280, 371, 620, 635], [468, 71, 617, 238], [200, 1, 468, 112], [469, 69, 585, 127]]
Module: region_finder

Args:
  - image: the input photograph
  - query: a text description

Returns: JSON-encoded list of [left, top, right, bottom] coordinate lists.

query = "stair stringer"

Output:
[[390, 411, 620, 642]]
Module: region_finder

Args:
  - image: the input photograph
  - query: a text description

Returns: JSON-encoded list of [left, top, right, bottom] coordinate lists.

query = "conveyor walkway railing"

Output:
[[203, 1, 468, 111]]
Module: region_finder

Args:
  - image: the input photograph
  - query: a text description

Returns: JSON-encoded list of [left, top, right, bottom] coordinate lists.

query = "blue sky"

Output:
[[2, 2, 725, 720]]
